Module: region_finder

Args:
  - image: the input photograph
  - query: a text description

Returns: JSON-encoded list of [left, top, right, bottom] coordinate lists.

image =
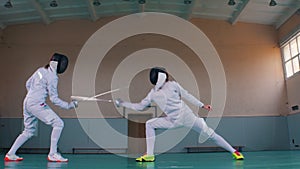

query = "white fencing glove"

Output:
[[115, 98, 123, 107], [70, 100, 78, 108]]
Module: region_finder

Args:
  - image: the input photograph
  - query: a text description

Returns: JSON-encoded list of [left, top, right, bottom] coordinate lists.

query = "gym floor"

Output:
[[2, 151, 300, 169]]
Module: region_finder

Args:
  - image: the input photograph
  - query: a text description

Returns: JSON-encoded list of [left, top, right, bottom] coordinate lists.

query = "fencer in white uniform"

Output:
[[116, 67, 244, 162], [5, 53, 77, 162]]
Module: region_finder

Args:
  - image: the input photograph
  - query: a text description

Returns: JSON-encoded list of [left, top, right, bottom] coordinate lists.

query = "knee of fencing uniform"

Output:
[[145, 119, 157, 138], [146, 118, 162, 131], [199, 125, 215, 138], [146, 118, 163, 129], [197, 119, 215, 143], [52, 117, 64, 128], [204, 127, 215, 138], [208, 132, 218, 140], [21, 130, 35, 139], [146, 119, 154, 129], [44, 114, 64, 128]]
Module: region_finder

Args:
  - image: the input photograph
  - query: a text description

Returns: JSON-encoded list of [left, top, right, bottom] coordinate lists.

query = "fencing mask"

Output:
[[150, 67, 168, 90], [50, 53, 69, 74]]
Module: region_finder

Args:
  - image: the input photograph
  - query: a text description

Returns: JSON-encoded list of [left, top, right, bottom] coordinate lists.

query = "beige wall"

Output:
[[0, 16, 288, 118], [192, 19, 287, 116]]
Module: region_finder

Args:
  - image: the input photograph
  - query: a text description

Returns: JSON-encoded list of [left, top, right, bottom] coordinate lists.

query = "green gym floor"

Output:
[[1, 151, 300, 169]]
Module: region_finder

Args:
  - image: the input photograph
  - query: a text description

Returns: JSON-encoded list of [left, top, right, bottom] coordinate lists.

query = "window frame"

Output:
[[281, 32, 300, 79]]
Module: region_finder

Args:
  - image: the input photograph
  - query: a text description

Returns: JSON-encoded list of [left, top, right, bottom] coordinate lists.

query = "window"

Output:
[[281, 32, 300, 78]]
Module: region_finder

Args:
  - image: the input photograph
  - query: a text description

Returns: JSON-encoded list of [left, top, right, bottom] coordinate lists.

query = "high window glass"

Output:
[[282, 32, 300, 78]]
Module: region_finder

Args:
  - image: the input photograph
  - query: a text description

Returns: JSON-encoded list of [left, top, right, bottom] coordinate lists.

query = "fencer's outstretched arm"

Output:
[[48, 76, 76, 109], [117, 90, 152, 111], [177, 82, 205, 108]]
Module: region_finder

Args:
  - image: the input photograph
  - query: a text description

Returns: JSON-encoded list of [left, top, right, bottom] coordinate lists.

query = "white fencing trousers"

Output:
[[8, 100, 64, 155], [145, 115, 235, 155]]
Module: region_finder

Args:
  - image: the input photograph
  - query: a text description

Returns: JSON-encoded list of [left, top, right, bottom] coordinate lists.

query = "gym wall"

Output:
[[0, 16, 287, 118]]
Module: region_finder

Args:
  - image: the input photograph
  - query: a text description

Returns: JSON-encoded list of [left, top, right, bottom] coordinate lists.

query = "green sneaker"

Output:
[[232, 151, 244, 160], [136, 155, 155, 162]]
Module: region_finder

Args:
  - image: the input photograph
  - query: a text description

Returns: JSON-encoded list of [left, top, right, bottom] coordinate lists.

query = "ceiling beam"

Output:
[[275, 2, 300, 29], [184, 0, 197, 20], [229, 0, 250, 25], [87, 0, 99, 21], [139, 4, 145, 13], [29, 0, 51, 24]]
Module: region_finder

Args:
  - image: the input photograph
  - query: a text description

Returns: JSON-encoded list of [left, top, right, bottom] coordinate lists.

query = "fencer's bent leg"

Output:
[[8, 103, 37, 155], [192, 118, 235, 153], [145, 120, 155, 155], [30, 105, 64, 155], [145, 117, 175, 155], [7, 129, 36, 155]]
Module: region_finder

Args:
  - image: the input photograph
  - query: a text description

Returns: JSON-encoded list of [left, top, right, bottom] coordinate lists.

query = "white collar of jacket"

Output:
[[155, 72, 167, 91], [49, 61, 58, 73]]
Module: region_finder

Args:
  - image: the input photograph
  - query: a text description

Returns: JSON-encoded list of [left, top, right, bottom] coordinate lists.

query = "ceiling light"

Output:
[[49, 0, 58, 7], [138, 0, 145, 4], [184, 0, 192, 5], [269, 0, 277, 6], [4, 0, 13, 8], [228, 0, 236, 6], [93, 0, 101, 6]]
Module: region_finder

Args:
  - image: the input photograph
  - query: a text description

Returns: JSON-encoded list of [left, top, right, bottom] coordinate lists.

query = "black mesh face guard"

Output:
[[149, 67, 167, 85], [50, 53, 69, 74]]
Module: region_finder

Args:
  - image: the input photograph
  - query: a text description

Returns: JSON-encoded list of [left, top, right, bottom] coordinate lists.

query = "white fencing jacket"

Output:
[[25, 67, 74, 109], [122, 81, 204, 121]]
